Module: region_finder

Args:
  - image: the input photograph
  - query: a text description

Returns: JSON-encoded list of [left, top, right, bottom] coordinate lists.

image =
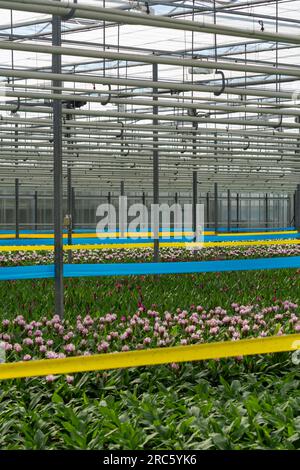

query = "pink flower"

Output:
[[241, 325, 250, 333], [46, 351, 57, 359], [170, 362, 180, 370], [180, 339, 188, 345], [46, 340, 53, 347], [122, 345, 130, 352], [23, 338, 33, 346], [2, 319, 10, 327], [143, 337, 151, 345], [23, 354, 32, 361], [4, 343, 12, 351], [209, 327, 219, 335], [39, 345, 47, 353], [66, 375, 74, 384], [46, 375, 57, 382], [235, 355, 243, 361], [13, 343, 22, 352], [64, 343, 75, 353], [97, 341, 109, 353]]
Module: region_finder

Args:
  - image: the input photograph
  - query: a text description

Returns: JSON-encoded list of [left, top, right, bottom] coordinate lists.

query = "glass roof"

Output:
[[0, 0, 299, 192]]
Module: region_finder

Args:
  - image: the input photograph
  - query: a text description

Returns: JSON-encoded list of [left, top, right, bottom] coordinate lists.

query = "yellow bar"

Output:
[[0, 230, 296, 240], [1, 238, 300, 252], [0, 231, 210, 240], [220, 230, 298, 236], [0, 334, 299, 381]]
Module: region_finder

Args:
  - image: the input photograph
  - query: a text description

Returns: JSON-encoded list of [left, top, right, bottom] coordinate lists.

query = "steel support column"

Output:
[[192, 171, 197, 238], [214, 182, 218, 234], [296, 185, 300, 231], [67, 166, 72, 263], [287, 195, 291, 227], [71, 187, 75, 229], [34, 190, 38, 231], [153, 62, 159, 262], [206, 192, 210, 229], [52, 5, 64, 318], [15, 178, 19, 239], [120, 181, 125, 197], [227, 189, 231, 232], [265, 193, 269, 229], [236, 193, 240, 228]]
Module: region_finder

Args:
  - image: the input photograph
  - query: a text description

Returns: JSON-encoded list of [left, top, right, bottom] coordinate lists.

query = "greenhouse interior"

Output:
[[0, 0, 300, 455]]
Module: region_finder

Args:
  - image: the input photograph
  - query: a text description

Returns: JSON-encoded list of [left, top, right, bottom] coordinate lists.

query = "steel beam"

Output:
[[52, 5, 64, 318], [15, 178, 19, 239], [34, 190, 38, 231], [67, 165, 72, 263], [153, 62, 159, 263], [227, 189, 231, 232], [214, 182, 218, 234]]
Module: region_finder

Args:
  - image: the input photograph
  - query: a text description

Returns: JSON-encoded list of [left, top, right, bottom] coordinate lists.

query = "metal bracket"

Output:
[[258, 20, 264, 32], [273, 114, 283, 129], [100, 84, 111, 106], [122, 144, 129, 157], [214, 70, 226, 96], [11, 97, 20, 114], [118, 122, 130, 156], [243, 136, 250, 150], [63, 0, 78, 21]]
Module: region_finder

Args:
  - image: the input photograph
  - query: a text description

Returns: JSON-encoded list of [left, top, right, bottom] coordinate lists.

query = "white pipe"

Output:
[[1, 102, 299, 129], [1, 40, 300, 79], [2, 89, 300, 118], [2, 0, 300, 45]]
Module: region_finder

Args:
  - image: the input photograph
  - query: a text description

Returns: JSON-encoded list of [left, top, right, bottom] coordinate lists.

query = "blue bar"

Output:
[[0, 256, 299, 281]]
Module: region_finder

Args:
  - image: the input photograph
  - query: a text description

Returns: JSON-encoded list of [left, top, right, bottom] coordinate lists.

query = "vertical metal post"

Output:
[[142, 192, 146, 206], [107, 191, 111, 233], [296, 185, 300, 231], [236, 193, 240, 228], [214, 182, 218, 234], [265, 193, 269, 229], [15, 178, 19, 239], [192, 171, 197, 237], [153, 62, 159, 262], [52, 7, 64, 318], [174, 192, 178, 232], [34, 190, 38, 231], [293, 192, 296, 227], [72, 187, 75, 229], [67, 166, 72, 263], [206, 192, 210, 229], [120, 181, 125, 197], [287, 194, 291, 227], [227, 189, 231, 232]]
